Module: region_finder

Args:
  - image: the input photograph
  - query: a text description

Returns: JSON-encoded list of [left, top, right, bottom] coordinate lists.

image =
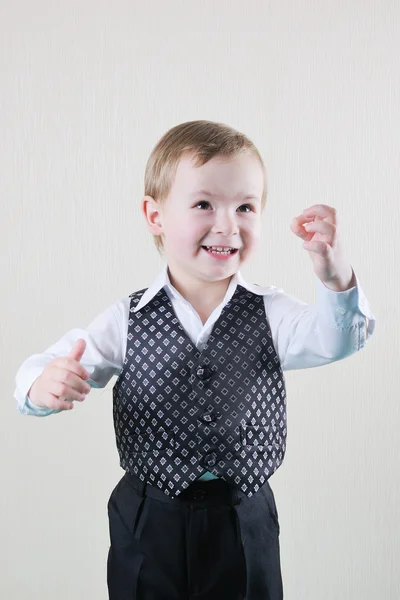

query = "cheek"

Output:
[[170, 216, 205, 243], [243, 220, 261, 243], [164, 219, 194, 249], [251, 226, 261, 244], [250, 235, 261, 253]]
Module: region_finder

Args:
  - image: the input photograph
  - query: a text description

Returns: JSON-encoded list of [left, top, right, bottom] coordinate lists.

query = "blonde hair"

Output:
[[144, 120, 268, 255]]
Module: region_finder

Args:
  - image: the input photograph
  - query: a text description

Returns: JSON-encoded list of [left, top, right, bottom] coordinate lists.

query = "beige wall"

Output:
[[2, 1, 397, 598]]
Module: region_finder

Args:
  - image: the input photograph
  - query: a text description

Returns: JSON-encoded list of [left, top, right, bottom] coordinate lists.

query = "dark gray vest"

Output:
[[112, 285, 287, 498]]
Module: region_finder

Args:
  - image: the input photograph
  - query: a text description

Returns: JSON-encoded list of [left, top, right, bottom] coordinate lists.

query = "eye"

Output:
[[194, 201, 253, 212], [195, 201, 210, 210]]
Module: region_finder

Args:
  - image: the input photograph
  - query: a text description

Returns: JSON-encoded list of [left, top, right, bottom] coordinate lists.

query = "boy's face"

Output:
[[144, 152, 264, 286]]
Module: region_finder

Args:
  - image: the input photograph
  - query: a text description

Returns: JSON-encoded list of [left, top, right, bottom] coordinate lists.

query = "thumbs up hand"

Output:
[[27, 339, 92, 411]]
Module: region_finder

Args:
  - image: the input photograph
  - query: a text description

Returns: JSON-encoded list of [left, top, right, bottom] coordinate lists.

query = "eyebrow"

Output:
[[190, 190, 261, 201]]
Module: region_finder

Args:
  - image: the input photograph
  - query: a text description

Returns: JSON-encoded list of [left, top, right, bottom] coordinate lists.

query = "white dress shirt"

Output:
[[14, 262, 375, 421]]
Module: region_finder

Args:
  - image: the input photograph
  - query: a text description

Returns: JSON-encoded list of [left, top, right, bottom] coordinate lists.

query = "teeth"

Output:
[[206, 246, 234, 252], [204, 246, 235, 256]]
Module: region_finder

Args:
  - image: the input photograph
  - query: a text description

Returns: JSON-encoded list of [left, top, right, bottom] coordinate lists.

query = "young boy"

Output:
[[14, 120, 376, 600]]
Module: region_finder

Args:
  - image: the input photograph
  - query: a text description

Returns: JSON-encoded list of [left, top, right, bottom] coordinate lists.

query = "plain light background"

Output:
[[1, 1, 398, 598]]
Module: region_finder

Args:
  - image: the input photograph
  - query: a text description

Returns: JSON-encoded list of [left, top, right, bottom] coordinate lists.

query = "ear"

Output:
[[141, 195, 164, 237]]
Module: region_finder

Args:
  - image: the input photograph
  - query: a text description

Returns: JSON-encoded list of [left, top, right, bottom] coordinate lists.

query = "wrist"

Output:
[[322, 267, 356, 292], [27, 380, 46, 408]]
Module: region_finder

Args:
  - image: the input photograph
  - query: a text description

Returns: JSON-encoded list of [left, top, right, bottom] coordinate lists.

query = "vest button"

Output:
[[203, 452, 217, 467], [199, 411, 221, 426], [196, 365, 212, 380], [200, 412, 217, 427]]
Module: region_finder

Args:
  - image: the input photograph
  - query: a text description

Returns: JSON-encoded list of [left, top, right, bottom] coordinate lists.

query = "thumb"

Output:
[[68, 338, 86, 363]]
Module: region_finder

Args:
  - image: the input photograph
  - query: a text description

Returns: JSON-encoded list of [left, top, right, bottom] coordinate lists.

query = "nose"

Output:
[[211, 210, 239, 237]]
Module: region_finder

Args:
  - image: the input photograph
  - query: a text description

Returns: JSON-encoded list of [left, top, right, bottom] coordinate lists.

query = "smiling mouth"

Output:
[[201, 246, 239, 255]]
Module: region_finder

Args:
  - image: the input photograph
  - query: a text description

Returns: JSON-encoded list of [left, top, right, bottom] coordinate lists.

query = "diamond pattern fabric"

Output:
[[112, 285, 287, 498]]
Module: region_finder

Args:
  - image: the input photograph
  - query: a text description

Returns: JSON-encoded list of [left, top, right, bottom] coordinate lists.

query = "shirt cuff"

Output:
[[14, 368, 58, 416], [24, 396, 59, 416], [316, 267, 376, 337]]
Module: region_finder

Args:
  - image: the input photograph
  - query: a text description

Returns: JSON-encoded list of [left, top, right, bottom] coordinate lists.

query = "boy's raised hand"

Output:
[[27, 338, 92, 411], [290, 204, 355, 291]]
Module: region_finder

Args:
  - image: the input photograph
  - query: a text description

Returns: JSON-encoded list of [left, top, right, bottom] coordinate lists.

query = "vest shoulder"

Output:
[[128, 288, 148, 299]]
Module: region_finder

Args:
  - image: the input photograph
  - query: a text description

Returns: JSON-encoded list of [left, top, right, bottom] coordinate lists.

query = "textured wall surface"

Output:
[[2, 1, 397, 598]]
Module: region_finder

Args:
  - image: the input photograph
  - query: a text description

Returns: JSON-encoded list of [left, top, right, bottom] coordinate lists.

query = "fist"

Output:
[[28, 339, 92, 411]]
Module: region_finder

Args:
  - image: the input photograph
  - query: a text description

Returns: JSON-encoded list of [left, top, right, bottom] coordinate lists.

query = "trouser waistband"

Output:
[[123, 470, 243, 505]]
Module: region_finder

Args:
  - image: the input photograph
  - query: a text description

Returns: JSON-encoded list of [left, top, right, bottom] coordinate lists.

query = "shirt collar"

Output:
[[133, 262, 265, 313]]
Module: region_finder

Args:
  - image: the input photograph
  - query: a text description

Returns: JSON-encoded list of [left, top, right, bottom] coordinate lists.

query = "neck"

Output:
[[167, 266, 233, 310]]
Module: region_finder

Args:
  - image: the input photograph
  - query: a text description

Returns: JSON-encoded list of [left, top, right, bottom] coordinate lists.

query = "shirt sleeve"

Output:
[[265, 267, 376, 371], [14, 298, 129, 416]]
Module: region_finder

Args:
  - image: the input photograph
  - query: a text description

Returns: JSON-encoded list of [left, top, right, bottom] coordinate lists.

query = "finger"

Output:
[[52, 355, 91, 381], [47, 377, 88, 403], [290, 222, 310, 240], [290, 215, 319, 240], [303, 240, 332, 255], [51, 366, 92, 396], [291, 214, 315, 226], [302, 205, 337, 223], [45, 392, 75, 411], [303, 220, 336, 236], [68, 338, 87, 364]]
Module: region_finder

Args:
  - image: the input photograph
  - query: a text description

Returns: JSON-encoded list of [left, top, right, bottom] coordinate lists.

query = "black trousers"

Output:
[[107, 472, 283, 600]]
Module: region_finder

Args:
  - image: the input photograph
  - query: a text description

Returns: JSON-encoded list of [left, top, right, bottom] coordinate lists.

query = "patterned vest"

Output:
[[112, 285, 287, 498]]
